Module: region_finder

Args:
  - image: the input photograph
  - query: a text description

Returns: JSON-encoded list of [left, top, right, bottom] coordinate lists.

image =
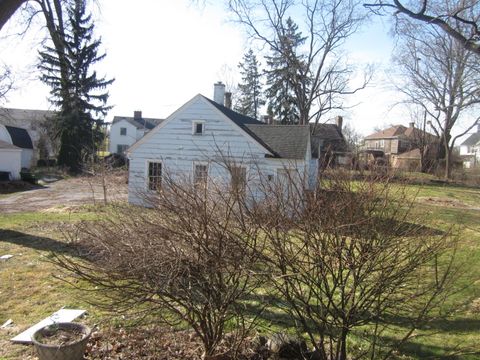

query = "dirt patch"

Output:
[[0, 181, 39, 195], [417, 196, 473, 209], [85, 326, 267, 360], [0, 171, 128, 214]]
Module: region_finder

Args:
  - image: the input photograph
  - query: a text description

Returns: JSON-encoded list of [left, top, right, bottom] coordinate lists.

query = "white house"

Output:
[[0, 124, 34, 169], [0, 140, 22, 180], [109, 111, 163, 154], [460, 127, 480, 168], [126, 83, 318, 206], [0, 108, 56, 165]]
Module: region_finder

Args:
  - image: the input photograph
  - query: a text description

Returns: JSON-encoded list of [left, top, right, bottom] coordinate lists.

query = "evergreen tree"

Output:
[[234, 49, 265, 119], [264, 17, 307, 125], [38, 0, 113, 173]]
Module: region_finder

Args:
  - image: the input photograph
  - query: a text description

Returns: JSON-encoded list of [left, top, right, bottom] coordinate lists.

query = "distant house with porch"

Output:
[[109, 111, 163, 154], [361, 122, 438, 170]]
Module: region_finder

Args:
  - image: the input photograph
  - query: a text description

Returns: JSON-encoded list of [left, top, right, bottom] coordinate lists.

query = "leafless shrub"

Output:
[[249, 168, 459, 360], [53, 171, 265, 359], [53, 158, 459, 359]]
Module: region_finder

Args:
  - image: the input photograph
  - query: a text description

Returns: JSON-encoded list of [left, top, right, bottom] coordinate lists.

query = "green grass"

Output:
[[0, 208, 105, 359], [0, 183, 479, 359]]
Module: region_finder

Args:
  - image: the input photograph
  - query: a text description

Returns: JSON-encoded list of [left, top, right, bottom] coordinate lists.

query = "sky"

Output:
[[0, 0, 436, 137]]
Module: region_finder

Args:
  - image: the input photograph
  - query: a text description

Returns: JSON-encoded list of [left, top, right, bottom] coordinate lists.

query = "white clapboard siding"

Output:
[[127, 95, 309, 206]]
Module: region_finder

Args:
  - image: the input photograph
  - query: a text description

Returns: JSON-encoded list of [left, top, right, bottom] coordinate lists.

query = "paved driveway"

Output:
[[0, 172, 128, 213]]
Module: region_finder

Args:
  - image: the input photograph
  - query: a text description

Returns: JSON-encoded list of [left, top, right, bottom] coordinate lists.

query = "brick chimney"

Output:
[[213, 82, 225, 106], [225, 92, 232, 109], [335, 116, 343, 132], [134, 111, 142, 120]]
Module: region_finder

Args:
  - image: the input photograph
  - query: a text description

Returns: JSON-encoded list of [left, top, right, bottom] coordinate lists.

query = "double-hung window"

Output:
[[194, 164, 208, 188], [120, 127, 127, 136], [148, 161, 162, 190]]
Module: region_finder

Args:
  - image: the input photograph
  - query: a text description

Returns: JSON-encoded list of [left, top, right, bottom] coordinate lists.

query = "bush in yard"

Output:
[[53, 171, 265, 359], [250, 168, 459, 360]]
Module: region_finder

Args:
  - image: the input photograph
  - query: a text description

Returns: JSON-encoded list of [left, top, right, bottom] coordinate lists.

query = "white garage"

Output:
[[0, 140, 22, 180]]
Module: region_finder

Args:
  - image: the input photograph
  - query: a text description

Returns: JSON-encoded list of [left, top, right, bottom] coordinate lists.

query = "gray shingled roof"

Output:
[[310, 123, 343, 140], [206, 96, 314, 159], [112, 116, 163, 130], [5, 126, 33, 149], [246, 125, 310, 159], [0, 108, 54, 123], [461, 132, 480, 146]]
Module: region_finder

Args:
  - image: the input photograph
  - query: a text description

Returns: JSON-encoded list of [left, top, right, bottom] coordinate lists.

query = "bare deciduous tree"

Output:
[[392, 20, 480, 179], [0, 64, 13, 101], [364, 0, 480, 56], [228, 0, 372, 126]]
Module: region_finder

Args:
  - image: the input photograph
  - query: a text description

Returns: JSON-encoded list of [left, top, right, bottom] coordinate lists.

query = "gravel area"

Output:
[[0, 172, 128, 213]]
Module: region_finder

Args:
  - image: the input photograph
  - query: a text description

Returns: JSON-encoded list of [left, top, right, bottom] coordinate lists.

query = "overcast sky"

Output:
[[0, 0, 431, 137]]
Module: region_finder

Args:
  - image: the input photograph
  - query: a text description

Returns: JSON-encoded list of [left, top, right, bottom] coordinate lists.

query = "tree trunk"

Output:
[[338, 327, 348, 360], [0, 0, 26, 32], [445, 145, 453, 180]]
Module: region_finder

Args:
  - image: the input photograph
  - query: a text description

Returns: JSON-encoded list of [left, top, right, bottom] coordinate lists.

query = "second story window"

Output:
[[192, 121, 204, 135], [120, 127, 127, 136]]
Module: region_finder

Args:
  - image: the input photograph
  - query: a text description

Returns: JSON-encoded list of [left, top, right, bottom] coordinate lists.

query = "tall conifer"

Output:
[[235, 49, 265, 120], [264, 17, 307, 125], [39, 0, 113, 173]]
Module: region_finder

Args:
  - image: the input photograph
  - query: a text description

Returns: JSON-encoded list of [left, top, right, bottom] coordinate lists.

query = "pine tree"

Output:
[[234, 49, 265, 119], [38, 0, 113, 173], [264, 17, 307, 125]]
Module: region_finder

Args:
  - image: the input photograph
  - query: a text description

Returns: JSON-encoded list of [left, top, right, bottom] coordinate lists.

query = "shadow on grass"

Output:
[[0, 181, 46, 195], [0, 229, 85, 259], [377, 333, 480, 360], [381, 313, 480, 333]]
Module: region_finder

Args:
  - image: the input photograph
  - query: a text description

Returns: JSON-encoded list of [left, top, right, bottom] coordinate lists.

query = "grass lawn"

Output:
[[0, 183, 479, 359]]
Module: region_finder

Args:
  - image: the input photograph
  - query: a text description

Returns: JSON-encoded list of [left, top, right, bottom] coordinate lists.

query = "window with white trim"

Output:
[[192, 121, 205, 135], [148, 161, 162, 190], [117, 144, 129, 154], [120, 127, 127, 136], [194, 164, 208, 187]]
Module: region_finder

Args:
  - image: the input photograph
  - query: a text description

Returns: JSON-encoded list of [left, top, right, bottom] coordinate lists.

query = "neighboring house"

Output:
[[0, 124, 34, 169], [127, 84, 317, 206], [0, 107, 56, 165], [0, 140, 22, 180], [362, 123, 438, 170], [311, 117, 349, 167], [109, 111, 163, 154], [459, 127, 480, 168]]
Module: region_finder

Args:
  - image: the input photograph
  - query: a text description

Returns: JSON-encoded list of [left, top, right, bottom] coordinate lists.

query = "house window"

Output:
[[148, 161, 162, 190], [120, 127, 127, 136], [192, 121, 205, 135], [117, 144, 129, 154], [230, 166, 247, 193], [194, 164, 208, 187]]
